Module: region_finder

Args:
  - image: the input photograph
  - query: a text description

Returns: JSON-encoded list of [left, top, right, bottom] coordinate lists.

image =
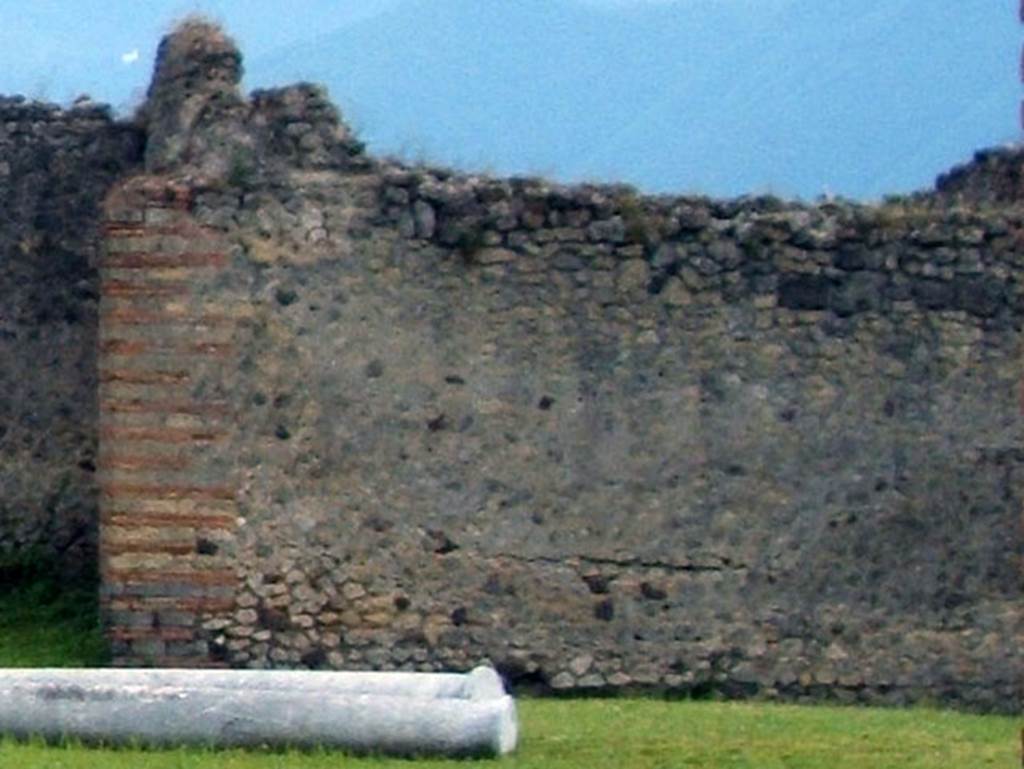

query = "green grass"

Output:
[[0, 568, 1018, 768], [0, 700, 1017, 769], [0, 560, 107, 667]]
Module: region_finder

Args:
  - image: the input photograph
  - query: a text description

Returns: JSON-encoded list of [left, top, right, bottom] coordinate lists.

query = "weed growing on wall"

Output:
[[616, 191, 660, 251], [226, 146, 257, 189]]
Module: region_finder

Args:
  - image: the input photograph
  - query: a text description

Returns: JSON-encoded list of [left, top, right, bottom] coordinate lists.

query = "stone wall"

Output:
[[935, 146, 1024, 206], [0, 97, 142, 572], [6, 20, 1022, 715], [154, 165, 1019, 713], [93, 19, 1023, 710], [937, 145, 1024, 207]]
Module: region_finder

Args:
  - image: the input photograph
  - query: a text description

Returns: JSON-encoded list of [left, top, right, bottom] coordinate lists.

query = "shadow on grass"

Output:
[[0, 549, 107, 667]]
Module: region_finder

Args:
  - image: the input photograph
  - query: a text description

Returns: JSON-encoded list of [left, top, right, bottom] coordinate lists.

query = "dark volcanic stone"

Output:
[[778, 274, 833, 310]]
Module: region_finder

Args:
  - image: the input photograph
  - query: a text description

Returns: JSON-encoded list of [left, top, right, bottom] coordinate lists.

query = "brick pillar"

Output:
[[99, 177, 239, 666]]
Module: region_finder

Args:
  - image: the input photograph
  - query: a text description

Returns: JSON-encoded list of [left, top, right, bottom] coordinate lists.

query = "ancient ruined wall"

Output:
[[0, 97, 142, 572], [20, 20, 1020, 714], [164, 167, 1019, 713], [93, 18, 372, 663], [98, 95, 1024, 710], [935, 146, 1024, 206]]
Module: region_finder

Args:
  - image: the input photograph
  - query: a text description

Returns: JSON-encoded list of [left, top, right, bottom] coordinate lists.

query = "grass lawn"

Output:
[[0, 568, 1018, 768], [0, 577, 108, 668]]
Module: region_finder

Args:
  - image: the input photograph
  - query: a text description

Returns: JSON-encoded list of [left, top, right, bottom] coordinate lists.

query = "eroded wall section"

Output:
[[0, 97, 141, 572], [95, 21, 1022, 712], [103, 146, 1023, 711]]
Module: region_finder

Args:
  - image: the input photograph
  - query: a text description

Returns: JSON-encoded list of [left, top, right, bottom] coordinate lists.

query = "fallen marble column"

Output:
[[0, 665, 507, 700], [0, 666, 517, 757]]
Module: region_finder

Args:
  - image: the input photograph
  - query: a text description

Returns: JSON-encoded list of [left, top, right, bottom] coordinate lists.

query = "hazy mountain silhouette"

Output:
[[247, 0, 1014, 200]]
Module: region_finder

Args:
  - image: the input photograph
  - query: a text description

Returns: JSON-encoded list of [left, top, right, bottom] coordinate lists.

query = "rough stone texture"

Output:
[[0, 96, 142, 572], [4, 20, 1023, 714], [138, 19, 246, 177], [139, 18, 367, 184], [934, 146, 1024, 206], [184, 174, 1022, 714]]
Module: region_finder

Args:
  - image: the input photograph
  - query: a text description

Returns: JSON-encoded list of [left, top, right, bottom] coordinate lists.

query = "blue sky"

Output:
[[0, 0, 1018, 200]]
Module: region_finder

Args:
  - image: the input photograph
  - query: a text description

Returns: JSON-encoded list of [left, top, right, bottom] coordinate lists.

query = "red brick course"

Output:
[[104, 542, 198, 556], [104, 569, 237, 587], [108, 597, 235, 613], [104, 224, 220, 238], [100, 339, 149, 356], [99, 426, 226, 444], [103, 512, 237, 529], [104, 280, 188, 297], [100, 178, 240, 665], [109, 627, 196, 642], [101, 454, 192, 471], [99, 342, 236, 358], [100, 400, 229, 416], [100, 483, 235, 500], [99, 370, 192, 386], [101, 309, 229, 326], [102, 251, 228, 269]]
